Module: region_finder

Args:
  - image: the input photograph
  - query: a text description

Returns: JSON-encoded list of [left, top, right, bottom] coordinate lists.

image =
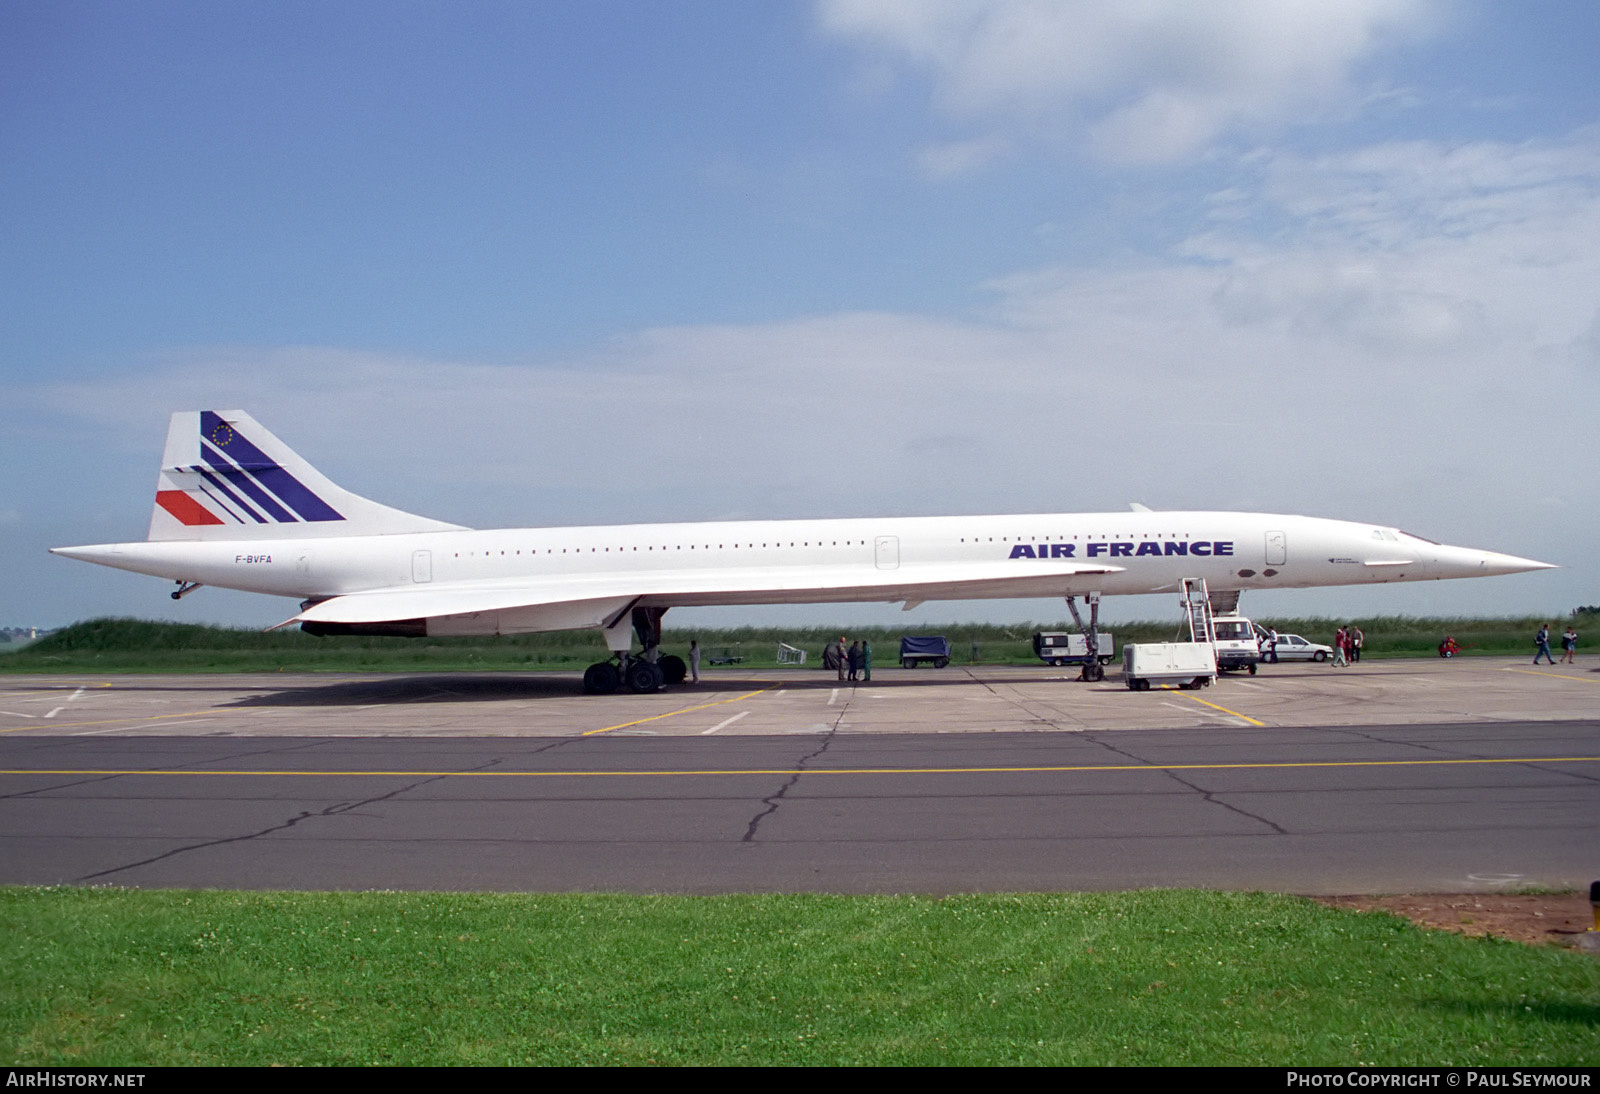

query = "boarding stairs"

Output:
[[1183, 578, 1216, 645]]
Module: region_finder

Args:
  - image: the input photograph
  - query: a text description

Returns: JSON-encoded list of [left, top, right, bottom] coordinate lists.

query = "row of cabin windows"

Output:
[[453, 540, 872, 558], [960, 534, 1189, 542], [449, 533, 1211, 559]]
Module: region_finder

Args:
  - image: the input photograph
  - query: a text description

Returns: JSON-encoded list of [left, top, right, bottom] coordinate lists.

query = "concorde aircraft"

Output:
[[52, 410, 1553, 693]]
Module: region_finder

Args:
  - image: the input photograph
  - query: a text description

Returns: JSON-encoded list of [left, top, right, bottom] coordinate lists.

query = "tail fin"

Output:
[[148, 410, 465, 541]]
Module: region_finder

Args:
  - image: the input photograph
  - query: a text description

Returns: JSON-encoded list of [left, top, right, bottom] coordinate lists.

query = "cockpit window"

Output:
[[1398, 529, 1440, 545]]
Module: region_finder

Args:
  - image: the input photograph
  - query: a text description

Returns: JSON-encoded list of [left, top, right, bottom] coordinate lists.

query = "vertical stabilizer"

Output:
[[148, 410, 464, 541]]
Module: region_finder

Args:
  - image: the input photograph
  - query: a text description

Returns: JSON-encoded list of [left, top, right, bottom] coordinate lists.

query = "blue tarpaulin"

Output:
[[899, 635, 952, 657]]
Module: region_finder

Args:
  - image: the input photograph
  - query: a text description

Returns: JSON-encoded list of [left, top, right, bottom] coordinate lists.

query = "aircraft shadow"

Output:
[[230, 673, 594, 707], [223, 667, 1100, 707]]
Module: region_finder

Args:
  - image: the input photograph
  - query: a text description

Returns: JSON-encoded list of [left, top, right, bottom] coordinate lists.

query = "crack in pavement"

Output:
[[1298, 724, 1600, 786], [71, 753, 509, 883], [741, 688, 852, 842], [0, 737, 335, 800], [1080, 731, 1288, 836], [958, 668, 1086, 730]]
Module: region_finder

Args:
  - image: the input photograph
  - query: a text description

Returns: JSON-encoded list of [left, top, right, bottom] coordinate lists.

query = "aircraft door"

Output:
[[875, 536, 900, 570], [1265, 531, 1287, 567], [412, 550, 433, 583]]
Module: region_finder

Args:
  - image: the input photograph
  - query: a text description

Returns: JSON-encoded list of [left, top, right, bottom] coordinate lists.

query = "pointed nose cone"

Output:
[[1433, 545, 1557, 580]]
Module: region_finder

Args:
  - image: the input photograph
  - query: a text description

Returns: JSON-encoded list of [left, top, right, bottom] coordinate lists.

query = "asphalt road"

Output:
[[3, 713, 1596, 894]]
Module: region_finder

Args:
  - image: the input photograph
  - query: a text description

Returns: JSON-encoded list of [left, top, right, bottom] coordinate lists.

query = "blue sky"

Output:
[[3, 0, 1596, 631]]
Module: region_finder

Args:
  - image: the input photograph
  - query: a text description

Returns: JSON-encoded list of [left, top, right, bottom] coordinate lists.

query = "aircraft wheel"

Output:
[[583, 662, 621, 695], [1084, 663, 1104, 682], [659, 655, 687, 685], [626, 660, 664, 693]]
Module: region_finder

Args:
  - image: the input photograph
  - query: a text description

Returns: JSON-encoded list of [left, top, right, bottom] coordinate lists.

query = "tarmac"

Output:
[[3, 658, 1595, 893], [1, 657, 1596, 739]]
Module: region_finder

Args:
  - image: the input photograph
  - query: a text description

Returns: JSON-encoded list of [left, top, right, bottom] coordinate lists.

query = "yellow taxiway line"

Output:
[[0, 711, 220, 735], [1178, 693, 1265, 725], [581, 683, 782, 736], [1501, 667, 1598, 684], [4, 756, 1596, 780]]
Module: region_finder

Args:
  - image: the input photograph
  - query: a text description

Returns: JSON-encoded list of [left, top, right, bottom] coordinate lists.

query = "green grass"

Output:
[[3, 614, 1587, 673], [3, 887, 1595, 1066]]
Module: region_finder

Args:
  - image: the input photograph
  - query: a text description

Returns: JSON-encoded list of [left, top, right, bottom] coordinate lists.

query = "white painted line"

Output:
[[0, 711, 41, 719], [1467, 873, 1525, 887], [74, 719, 215, 735], [828, 688, 841, 705], [43, 687, 87, 719], [702, 710, 751, 735], [1158, 702, 1246, 724]]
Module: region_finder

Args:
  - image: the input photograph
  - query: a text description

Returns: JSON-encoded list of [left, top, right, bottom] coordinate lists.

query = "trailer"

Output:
[[899, 635, 952, 668], [1032, 631, 1115, 667], [1123, 642, 1217, 691]]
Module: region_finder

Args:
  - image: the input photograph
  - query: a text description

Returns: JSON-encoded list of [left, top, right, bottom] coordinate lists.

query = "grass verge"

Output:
[[4, 887, 1597, 1066]]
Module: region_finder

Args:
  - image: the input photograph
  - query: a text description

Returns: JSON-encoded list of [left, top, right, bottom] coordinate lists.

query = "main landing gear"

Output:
[[582, 605, 689, 695]]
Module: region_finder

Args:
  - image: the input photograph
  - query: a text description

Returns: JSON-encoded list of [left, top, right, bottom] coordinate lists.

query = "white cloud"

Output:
[[915, 134, 1012, 177], [819, 0, 1438, 164]]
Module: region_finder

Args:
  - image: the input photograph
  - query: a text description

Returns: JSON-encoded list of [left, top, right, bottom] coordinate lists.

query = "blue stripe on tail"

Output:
[[200, 411, 344, 522]]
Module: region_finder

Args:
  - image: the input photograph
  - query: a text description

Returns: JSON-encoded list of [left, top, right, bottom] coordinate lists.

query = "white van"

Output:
[[1209, 615, 1263, 674]]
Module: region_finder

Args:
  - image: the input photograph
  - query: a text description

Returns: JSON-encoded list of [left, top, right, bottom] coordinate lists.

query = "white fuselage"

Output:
[[57, 510, 1537, 617], [53, 408, 1555, 649]]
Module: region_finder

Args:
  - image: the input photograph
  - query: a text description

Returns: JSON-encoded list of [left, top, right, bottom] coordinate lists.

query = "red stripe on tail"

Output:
[[156, 490, 225, 526]]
